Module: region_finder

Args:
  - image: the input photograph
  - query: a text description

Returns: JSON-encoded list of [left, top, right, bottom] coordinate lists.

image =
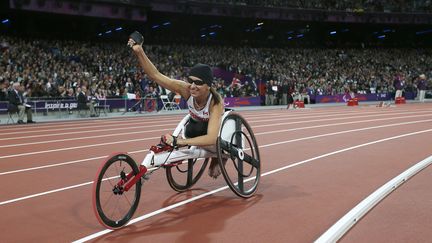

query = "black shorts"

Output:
[[185, 118, 208, 138]]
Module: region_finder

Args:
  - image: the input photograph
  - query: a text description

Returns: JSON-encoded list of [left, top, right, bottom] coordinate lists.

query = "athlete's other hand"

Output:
[[161, 134, 177, 147]]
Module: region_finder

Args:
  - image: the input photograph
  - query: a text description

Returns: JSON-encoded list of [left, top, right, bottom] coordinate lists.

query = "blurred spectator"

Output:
[[417, 74, 427, 102], [8, 82, 35, 124], [393, 74, 405, 99], [77, 86, 97, 117]]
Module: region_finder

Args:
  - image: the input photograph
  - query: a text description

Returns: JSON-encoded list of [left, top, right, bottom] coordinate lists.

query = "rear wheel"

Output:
[[92, 153, 141, 229], [217, 112, 261, 198], [165, 156, 209, 192]]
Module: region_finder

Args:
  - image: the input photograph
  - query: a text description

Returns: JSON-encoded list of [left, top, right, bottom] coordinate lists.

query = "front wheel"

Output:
[[92, 153, 141, 229]]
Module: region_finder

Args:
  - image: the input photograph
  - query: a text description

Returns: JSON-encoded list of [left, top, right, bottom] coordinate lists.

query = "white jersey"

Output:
[[187, 94, 212, 122]]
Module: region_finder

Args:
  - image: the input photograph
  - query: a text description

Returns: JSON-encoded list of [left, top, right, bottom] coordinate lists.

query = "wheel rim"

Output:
[[166, 158, 209, 192], [217, 113, 261, 198]]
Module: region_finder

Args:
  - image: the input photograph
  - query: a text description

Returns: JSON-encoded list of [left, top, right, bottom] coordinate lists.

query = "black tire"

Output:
[[165, 156, 209, 192], [217, 112, 261, 198], [92, 153, 141, 229]]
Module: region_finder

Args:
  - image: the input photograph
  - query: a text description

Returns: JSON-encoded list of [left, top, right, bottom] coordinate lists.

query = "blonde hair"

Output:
[[209, 86, 222, 105]]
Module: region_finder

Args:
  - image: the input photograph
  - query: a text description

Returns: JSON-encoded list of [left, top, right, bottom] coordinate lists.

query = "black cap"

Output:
[[189, 63, 213, 86]]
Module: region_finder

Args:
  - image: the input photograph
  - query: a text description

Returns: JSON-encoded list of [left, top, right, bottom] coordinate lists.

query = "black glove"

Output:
[[129, 31, 144, 45]]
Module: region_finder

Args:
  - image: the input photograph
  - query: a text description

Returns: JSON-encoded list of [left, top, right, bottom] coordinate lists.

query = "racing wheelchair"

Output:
[[92, 110, 261, 229]]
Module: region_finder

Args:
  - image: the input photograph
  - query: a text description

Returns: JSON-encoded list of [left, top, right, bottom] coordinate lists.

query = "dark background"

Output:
[[1, 0, 431, 48]]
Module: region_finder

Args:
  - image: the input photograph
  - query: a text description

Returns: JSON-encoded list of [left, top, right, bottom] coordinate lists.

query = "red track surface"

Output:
[[1, 103, 431, 242]]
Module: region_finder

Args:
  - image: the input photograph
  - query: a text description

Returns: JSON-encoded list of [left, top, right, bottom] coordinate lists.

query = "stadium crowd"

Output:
[[198, 0, 432, 13], [0, 35, 431, 105]]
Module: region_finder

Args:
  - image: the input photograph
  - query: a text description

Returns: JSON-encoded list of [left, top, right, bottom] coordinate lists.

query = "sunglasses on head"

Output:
[[186, 77, 206, 86]]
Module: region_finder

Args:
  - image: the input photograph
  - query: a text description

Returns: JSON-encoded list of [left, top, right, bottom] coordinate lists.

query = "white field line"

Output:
[[0, 109, 306, 135], [72, 128, 432, 243], [1, 117, 432, 172], [1, 120, 432, 206], [1, 109, 428, 142], [0, 137, 160, 160], [1, 110, 430, 148], [1, 108, 425, 137]]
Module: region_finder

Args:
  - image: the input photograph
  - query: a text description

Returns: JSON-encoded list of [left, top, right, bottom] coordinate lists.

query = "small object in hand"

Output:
[[129, 31, 144, 45]]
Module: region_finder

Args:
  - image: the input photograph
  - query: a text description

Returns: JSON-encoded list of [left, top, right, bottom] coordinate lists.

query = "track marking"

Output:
[[1, 115, 432, 160], [2, 110, 430, 146], [1, 108, 426, 137], [315, 155, 432, 243], [72, 128, 432, 242], [1, 122, 431, 204], [0, 137, 160, 160], [0, 150, 146, 176]]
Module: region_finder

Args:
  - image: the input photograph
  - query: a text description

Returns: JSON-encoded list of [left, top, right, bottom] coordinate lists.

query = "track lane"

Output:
[[0, 104, 431, 242]]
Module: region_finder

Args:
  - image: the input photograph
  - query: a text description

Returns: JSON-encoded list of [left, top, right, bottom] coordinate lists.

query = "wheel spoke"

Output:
[[93, 153, 141, 228], [220, 140, 259, 169], [241, 153, 260, 169]]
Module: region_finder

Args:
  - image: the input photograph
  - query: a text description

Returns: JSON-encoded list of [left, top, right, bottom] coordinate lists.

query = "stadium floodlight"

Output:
[[416, 29, 432, 35]]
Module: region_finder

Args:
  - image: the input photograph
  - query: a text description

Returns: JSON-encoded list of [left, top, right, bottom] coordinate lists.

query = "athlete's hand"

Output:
[[161, 134, 177, 147], [127, 31, 144, 51]]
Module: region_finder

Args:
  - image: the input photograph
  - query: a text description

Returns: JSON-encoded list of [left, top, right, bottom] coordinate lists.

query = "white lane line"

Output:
[[0, 150, 146, 176], [315, 155, 432, 243], [1, 109, 431, 162], [72, 186, 230, 243], [0, 120, 178, 137], [0, 129, 171, 149], [0, 108, 389, 139], [0, 126, 172, 142], [252, 110, 432, 128], [1, 108, 425, 137], [2, 111, 430, 149], [0, 137, 160, 160], [1, 118, 431, 173], [2, 120, 432, 205], [254, 113, 432, 136], [0, 181, 93, 206], [72, 128, 432, 243]]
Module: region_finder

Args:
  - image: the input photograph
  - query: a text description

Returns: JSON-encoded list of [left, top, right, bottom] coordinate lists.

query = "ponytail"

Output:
[[209, 87, 222, 105]]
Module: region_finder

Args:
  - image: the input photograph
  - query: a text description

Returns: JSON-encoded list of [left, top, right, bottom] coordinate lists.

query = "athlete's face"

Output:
[[187, 76, 209, 98]]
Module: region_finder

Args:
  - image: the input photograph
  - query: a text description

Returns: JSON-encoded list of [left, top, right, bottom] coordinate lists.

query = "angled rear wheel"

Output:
[[217, 112, 261, 198], [166, 155, 209, 192]]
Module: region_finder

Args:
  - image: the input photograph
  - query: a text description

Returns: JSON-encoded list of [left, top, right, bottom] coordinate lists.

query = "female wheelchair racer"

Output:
[[92, 31, 261, 229]]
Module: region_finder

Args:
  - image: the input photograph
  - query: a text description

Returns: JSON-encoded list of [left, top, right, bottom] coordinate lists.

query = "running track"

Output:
[[1, 103, 431, 242]]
